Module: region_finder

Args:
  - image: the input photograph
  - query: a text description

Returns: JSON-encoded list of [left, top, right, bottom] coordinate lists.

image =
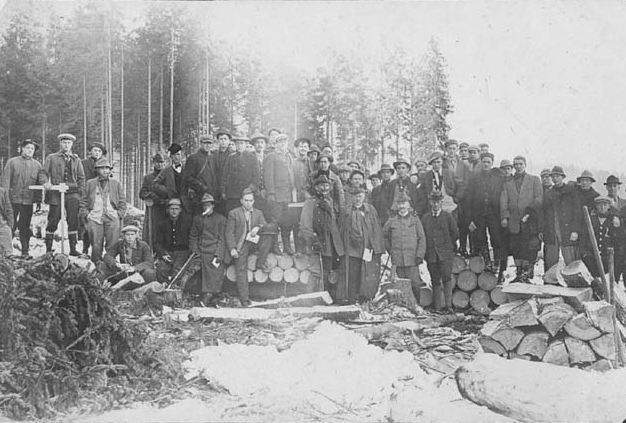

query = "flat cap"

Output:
[[168, 143, 182, 154], [540, 168, 552, 177], [167, 198, 182, 207], [550, 166, 566, 177], [427, 151, 444, 164], [467, 144, 480, 152], [121, 225, 139, 233], [201, 193, 215, 203], [58, 133, 76, 142], [595, 195, 612, 204], [294, 137, 311, 147], [499, 159, 513, 169], [480, 152, 495, 161], [444, 139, 458, 148]]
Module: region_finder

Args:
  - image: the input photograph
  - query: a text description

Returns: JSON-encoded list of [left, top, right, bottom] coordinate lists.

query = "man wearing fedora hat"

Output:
[[101, 225, 156, 286], [42, 133, 86, 255], [153, 143, 188, 210], [80, 157, 126, 263], [385, 158, 420, 215], [183, 134, 219, 215], [250, 131, 268, 167], [575, 170, 600, 211], [139, 153, 167, 247], [220, 133, 261, 214], [154, 198, 193, 284], [603, 175, 626, 281], [604, 175, 626, 212], [2, 139, 43, 257], [371, 163, 394, 225], [306, 144, 321, 173], [542, 165, 583, 270], [344, 169, 370, 209], [417, 151, 457, 217]]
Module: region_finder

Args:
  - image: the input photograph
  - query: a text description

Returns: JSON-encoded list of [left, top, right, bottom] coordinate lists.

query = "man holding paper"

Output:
[[336, 187, 385, 304]]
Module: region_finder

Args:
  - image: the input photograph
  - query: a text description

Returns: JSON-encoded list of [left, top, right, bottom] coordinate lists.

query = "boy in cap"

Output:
[[2, 139, 42, 257], [153, 143, 188, 211], [337, 164, 351, 186], [80, 157, 126, 263], [42, 133, 86, 255], [421, 191, 458, 312], [307, 144, 321, 173], [101, 225, 156, 286], [139, 153, 167, 247], [382, 192, 426, 302], [581, 196, 625, 277], [542, 166, 582, 269], [154, 198, 193, 283]]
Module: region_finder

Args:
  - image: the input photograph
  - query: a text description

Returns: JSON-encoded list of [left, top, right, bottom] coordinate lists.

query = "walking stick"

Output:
[[144, 199, 153, 247], [582, 206, 610, 300]]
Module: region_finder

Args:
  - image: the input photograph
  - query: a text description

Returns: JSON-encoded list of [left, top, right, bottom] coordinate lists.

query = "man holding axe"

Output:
[[154, 198, 193, 284], [100, 225, 156, 288]]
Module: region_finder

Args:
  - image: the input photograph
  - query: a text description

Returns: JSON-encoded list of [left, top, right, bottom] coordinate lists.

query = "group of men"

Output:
[[2, 132, 625, 311]]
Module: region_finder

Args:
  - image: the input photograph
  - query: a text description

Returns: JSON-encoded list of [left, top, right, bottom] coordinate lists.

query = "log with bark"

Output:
[[561, 259, 594, 288], [455, 353, 626, 422], [249, 291, 334, 309]]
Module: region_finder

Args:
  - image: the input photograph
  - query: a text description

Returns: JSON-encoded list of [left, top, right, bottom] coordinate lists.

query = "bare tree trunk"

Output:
[[170, 28, 175, 145], [100, 89, 105, 144], [83, 76, 87, 158], [159, 61, 163, 150], [120, 44, 125, 179], [229, 58, 234, 130], [42, 113, 46, 161], [147, 57, 152, 158], [205, 50, 210, 134], [107, 25, 113, 158]]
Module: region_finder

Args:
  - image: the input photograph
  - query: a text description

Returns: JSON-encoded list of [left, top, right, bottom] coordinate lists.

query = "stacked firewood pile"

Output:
[[225, 253, 321, 286], [478, 260, 622, 371], [420, 255, 508, 313]]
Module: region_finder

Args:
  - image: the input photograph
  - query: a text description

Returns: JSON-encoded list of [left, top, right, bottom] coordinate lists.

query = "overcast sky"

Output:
[[2, 0, 624, 173]]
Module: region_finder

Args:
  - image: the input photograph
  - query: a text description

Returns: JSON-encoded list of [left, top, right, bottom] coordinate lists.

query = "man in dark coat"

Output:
[[287, 137, 313, 252], [220, 134, 261, 214], [422, 191, 459, 313], [101, 225, 156, 285], [371, 163, 394, 226], [385, 158, 420, 215], [336, 186, 385, 304], [382, 192, 426, 301], [2, 139, 42, 257], [465, 152, 504, 269], [575, 170, 599, 211], [183, 135, 219, 215], [581, 196, 625, 277], [604, 175, 626, 281], [542, 166, 583, 270], [299, 175, 344, 292], [182, 193, 228, 302], [43, 133, 86, 255], [418, 151, 458, 217], [139, 153, 167, 247], [153, 143, 187, 211], [306, 154, 345, 216], [80, 142, 106, 255], [154, 198, 193, 283]]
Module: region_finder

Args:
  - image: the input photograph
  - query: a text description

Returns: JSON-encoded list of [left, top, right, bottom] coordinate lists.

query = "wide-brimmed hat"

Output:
[[393, 158, 411, 169], [576, 170, 596, 183], [294, 137, 311, 147], [88, 142, 106, 155], [316, 153, 334, 164], [21, 139, 39, 151], [499, 159, 513, 169], [121, 225, 139, 233], [480, 152, 495, 161], [378, 163, 395, 175], [249, 131, 268, 144], [57, 133, 76, 142], [167, 198, 182, 208], [314, 175, 331, 185], [94, 157, 113, 169], [605, 175, 622, 186], [427, 151, 444, 165], [595, 195, 612, 204], [307, 144, 321, 155], [550, 166, 566, 177], [201, 193, 215, 203]]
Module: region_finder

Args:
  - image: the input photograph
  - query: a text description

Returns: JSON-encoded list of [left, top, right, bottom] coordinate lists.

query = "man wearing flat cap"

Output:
[[575, 170, 599, 211], [466, 145, 482, 173], [101, 225, 156, 286], [154, 197, 193, 284], [139, 153, 167, 247], [464, 152, 505, 274], [542, 166, 582, 270], [300, 174, 344, 295], [2, 139, 43, 257], [183, 134, 219, 215], [220, 133, 261, 214], [417, 151, 457, 217], [153, 143, 188, 212], [80, 157, 125, 263], [371, 163, 394, 226], [42, 133, 85, 255], [478, 143, 489, 154], [385, 158, 420, 216], [307, 144, 321, 173], [540, 168, 553, 193]]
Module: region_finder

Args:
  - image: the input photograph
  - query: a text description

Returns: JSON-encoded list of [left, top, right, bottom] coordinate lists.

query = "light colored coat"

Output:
[[500, 172, 543, 234]]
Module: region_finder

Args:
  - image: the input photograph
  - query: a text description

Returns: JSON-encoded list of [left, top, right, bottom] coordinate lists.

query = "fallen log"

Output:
[[502, 283, 593, 311], [455, 353, 626, 422], [452, 289, 470, 308], [226, 265, 237, 282], [538, 302, 576, 336], [477, 272, 497, 291], [542, 339, 569, 367], [457, 270, 478, 292], [478, 337, 506, 355], [589, 333, 616, 360], [563, 314, 602, 340], [516, 331, 549, 359], [564, 336, 597, 364], [190, 304, 361, 322], [469, 289, 491, 315], [561, 259, 593, 288], [490, 286, 507, 305], [249, 291, 333, 309], [584, 301, 615, 333], [468, 256, 485, 274], [452, 255, 467, 274]]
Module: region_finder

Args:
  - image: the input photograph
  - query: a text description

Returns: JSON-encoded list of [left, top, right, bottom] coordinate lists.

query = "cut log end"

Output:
[[516, 331, 549, 359]]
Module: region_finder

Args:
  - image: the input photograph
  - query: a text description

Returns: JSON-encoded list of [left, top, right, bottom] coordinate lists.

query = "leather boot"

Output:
[[69, 234, 80, 256], [45, 233, 54, 253], [280, 227, 295, 255], [20, 235, 32, 259]]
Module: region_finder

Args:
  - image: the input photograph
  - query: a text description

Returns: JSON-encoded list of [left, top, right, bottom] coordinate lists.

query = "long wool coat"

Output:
[[500, 172, 543, 234]]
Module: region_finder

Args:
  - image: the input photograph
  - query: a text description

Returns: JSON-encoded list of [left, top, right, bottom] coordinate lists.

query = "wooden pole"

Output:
[[42, 113, 46, 161], [107, 24, 113, 158], [170, 28, 175, 145], [83, 76, 87, 158], [159, 61, 164, 151], [583, 206, 610, 299], [147, 56, 152, 159], [100, 89, 105, 144], [120, 44, 124, 178]]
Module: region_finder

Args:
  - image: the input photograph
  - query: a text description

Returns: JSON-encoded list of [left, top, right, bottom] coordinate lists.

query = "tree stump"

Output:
[[379, 276, 419, 311], [457, 270, 478, 292], [469, 255, 485, 274]]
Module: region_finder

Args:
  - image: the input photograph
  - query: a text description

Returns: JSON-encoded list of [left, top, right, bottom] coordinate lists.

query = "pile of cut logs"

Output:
[[419, 255, 508, 313], [478, 260, 621, 370], [225, 253, 320, 285]]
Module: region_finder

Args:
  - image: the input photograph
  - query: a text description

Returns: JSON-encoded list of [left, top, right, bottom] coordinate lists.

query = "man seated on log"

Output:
[[422, 190, 459, 313], [79, 157, 126, 264], [299, 175, 344, 296], [179, 193, 228, 303], [581, 196, 625, 277], [382, 191, 426, 303], [154, 198, 192, 283], [225, 188, 273, 307], [336, 186, 385, 304], [100, 225, 157, 288]]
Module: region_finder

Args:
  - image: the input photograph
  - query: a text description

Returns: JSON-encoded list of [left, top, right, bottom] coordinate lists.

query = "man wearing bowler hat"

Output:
[[80, 157, 125, 263], [542, 166, 582, 270], [139, 153, 167, 247], [220, 133, 261, 214], [153, 143, 188, 211], [417, 151, 457, 217], [2, 139, 43, 257], [575, 170, 599, 211], [42, 133, 85, 255], [605, 175, 626, 212]]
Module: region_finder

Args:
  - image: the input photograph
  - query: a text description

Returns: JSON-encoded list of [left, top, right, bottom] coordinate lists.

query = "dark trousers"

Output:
[[12, 203, 34, 252], [143, 205, 167, 248], [46, 195, 79, 236], [234, 236, 273, 302], [427, 259, 453, 310], [156, 250, 191, 282], [336, 256, 364, 303], [458, 208, 472, 253], [471, 211, 502, 261]]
